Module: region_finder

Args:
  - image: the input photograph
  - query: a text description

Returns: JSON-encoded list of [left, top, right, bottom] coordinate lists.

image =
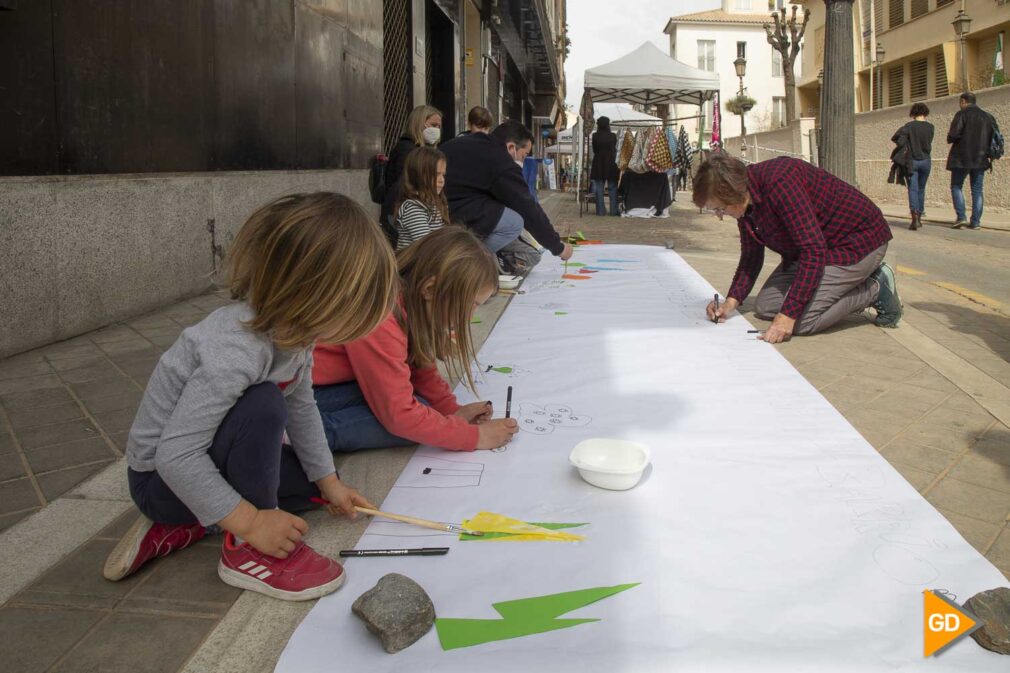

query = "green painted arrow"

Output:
[[435, 583, 639, 650]]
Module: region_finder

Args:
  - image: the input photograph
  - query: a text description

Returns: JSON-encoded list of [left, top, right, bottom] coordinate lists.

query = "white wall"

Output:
[[669, 23, 790, 143]]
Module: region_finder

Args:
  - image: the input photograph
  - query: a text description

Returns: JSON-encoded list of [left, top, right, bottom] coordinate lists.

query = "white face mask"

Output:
[[515, 160, 525, 169], [422, 127, 441, 145]]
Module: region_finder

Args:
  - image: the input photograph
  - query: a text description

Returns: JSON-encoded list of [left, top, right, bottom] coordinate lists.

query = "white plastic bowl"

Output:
[[499, 274, 522, 290], [569, 438, 651, 491]]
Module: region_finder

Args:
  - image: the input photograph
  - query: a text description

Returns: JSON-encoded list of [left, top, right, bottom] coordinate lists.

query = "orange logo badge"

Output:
[[923, 590, 981, 657]]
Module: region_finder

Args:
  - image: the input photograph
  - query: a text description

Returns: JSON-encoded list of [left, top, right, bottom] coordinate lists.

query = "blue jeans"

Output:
[[950, 168, 984, 225], [128, 383, 320, 525], [592, 179, 618, 216], [906, 158, 930, 213], [483, 206, 524, 253], [313, 381, 413, 453]]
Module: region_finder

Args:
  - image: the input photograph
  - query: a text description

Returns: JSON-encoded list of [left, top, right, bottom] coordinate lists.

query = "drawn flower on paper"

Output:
[[516, 403, 592, 435]]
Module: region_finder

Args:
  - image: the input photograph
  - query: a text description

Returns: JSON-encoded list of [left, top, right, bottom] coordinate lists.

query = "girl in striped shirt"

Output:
[[394, 146, 450, 250]]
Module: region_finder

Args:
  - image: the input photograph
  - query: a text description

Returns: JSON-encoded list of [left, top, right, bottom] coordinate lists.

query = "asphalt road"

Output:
[[883, 218, 1010, 315]]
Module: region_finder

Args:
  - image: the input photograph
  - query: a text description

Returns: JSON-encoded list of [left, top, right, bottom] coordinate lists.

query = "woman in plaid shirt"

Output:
[[692, 155, 902, 343]]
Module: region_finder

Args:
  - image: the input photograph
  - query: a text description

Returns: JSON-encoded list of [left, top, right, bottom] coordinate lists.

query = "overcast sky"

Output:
[[564, 0, 720, 112]]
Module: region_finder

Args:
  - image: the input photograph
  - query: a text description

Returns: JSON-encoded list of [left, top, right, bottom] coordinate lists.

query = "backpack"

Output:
[[368, 154, 388, 204], [989, 120, 1004, 161]]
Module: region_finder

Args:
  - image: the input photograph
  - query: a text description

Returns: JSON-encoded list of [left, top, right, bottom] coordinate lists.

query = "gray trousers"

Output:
[[754, 244, 888, 336]]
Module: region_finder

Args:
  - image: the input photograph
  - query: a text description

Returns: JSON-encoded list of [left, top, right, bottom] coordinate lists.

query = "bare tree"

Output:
[[764, 6, 811, 124]]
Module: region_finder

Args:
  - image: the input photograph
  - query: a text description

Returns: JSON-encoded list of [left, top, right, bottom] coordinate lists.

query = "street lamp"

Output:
[[873, 42, 885, 110], [733, 56, 750, 153], [952, 9, 972, 92]]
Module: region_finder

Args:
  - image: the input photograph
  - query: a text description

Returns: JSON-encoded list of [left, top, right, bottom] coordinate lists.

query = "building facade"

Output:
[[0, 0, 567, 357], [796, 0, 1010, 118], [664, 0, 799, 145]]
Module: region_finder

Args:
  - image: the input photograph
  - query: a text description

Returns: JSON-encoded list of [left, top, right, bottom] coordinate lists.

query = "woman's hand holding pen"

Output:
[[706, 296, 738, 323]]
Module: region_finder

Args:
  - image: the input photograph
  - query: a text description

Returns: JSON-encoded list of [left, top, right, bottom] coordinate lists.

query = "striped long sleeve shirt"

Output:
[[395, 199, 445, 250]]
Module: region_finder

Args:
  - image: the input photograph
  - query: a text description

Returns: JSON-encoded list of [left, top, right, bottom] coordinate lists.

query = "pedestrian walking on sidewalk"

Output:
[[695, 155, 902, 343], [892, 103, 933, 231], [947, 92, 997, 230]]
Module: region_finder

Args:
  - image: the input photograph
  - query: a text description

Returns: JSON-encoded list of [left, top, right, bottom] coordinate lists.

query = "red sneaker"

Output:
[[217, 532, 345, 601], [103, 515, 206, 581]]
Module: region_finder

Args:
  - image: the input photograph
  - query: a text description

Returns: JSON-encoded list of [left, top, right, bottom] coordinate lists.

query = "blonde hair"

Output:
[[396, 226, 498, 392], [227, 192, 397, 349], [397, 146, 450, 225], [405, 105, 443, 146]]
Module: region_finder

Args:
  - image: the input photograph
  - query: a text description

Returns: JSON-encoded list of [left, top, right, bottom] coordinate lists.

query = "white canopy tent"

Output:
[[578, 42, 720, 214]]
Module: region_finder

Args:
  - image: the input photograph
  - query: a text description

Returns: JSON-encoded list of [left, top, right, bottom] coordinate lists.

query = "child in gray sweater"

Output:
[[103, 192, 398, 601]]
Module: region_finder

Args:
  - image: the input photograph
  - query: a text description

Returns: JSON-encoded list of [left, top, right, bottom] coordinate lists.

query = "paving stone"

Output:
[[0, 374, 65, 397], [95, 509, 143, 541], [47, 354, 109, 372], [25, 437, 115, 474], [57, 360, 124, 385], [889, 462, 937, 492], [900, 368, 959, 393], [82, 389, 143, 415], [107, 431, 131, 452], [5, 401, 84, 429], [0, 606, 105, 673], [0, 430, 15, 454], [51, 612, 213, 673], [947, 453, 1010, 495], [23, 539, 147, 606], [119, 545, 241, 617], [37, 462, 114, 501], [0, 450, 27, 481], [819, 375, 892, 411], [90, 325, 142, 344], [988, 528, 1010, 574], [880, 438, 960, 475], [16, 418, 100, 450], [972, 429, 1010, 465], [0, 508, 37, 533], [840, 407, 911, 447], [0, 359, 54, 382], [897, 421, 979, 453], [0, 385, 74, 410], [42, 339, 103, 361], [128, 313, 179, 330], [925, 478, 1010, 524], [937, 509, 1002, 553], [870, 383, 950, 416], [117, 357, 160, 385], [93, 408, 139, 435], [70, 376, 142, 402], [0, 478, 41, 514], [98, 339, 160, 359]]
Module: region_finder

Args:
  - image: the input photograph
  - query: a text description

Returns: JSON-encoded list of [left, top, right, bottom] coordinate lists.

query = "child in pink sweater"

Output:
[[313, 227, 517, 451]]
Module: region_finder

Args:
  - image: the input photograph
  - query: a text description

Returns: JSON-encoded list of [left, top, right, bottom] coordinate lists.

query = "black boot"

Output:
[[909, 211, 920, 230]]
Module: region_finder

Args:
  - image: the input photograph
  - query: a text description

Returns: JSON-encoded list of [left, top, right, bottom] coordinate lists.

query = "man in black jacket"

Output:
[[947, 92, 997, 230], [441, 120, 573, 260]]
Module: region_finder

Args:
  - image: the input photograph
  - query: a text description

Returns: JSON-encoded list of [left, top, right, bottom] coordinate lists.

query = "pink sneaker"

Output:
[[217, 532, 345, 601], [103, 515, 206, 581]]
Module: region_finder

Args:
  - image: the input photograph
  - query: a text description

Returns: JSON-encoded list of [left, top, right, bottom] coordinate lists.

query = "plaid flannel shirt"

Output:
[[728, 158, 892, 319]]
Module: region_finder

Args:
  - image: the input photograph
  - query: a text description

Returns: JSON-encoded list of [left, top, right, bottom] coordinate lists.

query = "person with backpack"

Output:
[[379, 105, 443, 239], [946, 92, 998, 230], [891, 103, 934, 231]]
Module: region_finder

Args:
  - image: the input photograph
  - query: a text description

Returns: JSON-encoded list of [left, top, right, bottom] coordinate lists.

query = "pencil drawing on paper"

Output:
[[516, 403, 592, 435], [394, 456, 485, 488]]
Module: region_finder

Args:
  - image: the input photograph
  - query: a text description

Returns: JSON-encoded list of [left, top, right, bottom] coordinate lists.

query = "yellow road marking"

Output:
[[896, 265, 927, 276], [932, 281, 1004, 311]]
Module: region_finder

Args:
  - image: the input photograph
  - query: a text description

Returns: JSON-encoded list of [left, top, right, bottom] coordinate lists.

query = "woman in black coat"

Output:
[[380, 105, 443, 234], [590, 116, 619, 216], [892, 102, 934, 231]]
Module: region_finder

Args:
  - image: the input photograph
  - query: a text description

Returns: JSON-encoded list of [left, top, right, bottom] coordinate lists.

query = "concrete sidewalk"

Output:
[[876, 200, 1010, 232], [0, 191, 1007, 673]]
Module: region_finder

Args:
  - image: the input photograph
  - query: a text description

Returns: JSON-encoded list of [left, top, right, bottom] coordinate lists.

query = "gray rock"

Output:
[[351, 573, 435, 653], [964, 587, 1010, 655]]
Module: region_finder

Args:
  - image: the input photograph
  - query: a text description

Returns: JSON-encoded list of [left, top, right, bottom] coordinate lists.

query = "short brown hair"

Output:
[[227, 192, 397, 349], [467, 106, 493, 131], [909, 103, 929, 118], [396, 226, 498, 393], [692, 154, 750, 208]]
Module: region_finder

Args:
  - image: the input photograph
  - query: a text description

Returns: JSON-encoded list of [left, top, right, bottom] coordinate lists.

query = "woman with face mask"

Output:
[[381, 105, 443, 240]]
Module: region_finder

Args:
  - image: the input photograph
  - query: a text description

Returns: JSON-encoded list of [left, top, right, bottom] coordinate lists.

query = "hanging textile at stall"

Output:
[[645, 126, 674, 172]]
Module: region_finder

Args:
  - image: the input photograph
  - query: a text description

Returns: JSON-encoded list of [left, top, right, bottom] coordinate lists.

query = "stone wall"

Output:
[[741, 118, 818, 165], [854, 86, 1010, 212], [0, 170, 373, 358]]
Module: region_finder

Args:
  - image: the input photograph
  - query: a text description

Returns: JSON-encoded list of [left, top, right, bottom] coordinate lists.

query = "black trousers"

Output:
[[128, 383, 322, 525]]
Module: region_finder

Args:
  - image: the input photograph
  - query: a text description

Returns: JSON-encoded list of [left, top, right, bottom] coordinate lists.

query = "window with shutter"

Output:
[[861, 0, 872, 66], [909, 58, 928, 101], [910, 0, 927, 19], [935, 50, 949, 98], [935, 0, 953, 7], [873, 68, 883, 110], [888, 64, 904, 107], [697, 41, 716, 72], [874, 0, 884, 33], [889, 0, 904, 29]]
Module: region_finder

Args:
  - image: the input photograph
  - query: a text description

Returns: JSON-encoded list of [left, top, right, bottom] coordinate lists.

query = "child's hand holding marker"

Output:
[[475, 385, 517, 449]]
